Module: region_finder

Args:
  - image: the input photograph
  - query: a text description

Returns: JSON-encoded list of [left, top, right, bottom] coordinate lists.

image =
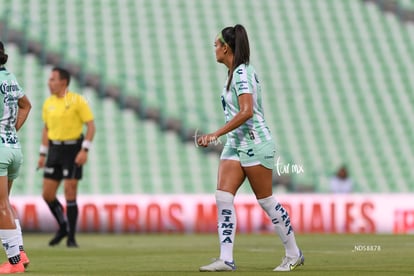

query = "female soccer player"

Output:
[[197, 25, 304, 272], [0, 41, 32, 273]]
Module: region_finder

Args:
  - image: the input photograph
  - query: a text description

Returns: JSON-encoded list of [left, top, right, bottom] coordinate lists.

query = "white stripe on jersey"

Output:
[[0, 69, 24, 148], [221, 64, 272, 148]]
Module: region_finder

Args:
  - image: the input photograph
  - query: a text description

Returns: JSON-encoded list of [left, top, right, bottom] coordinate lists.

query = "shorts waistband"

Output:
[[49, 139, 80, 145]]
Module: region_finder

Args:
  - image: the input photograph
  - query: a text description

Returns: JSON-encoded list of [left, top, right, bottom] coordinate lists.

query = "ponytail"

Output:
[[220, 24, 250, 91], [0, 52, 8, 65], [0, 41, 7, 65]]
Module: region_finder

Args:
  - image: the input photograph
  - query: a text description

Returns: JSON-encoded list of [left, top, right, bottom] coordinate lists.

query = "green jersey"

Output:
[[221, 64, 272, 148], [0, 67, 24, 148]]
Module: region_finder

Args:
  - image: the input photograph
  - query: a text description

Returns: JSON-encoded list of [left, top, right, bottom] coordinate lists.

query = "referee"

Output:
[[37, 67, 95, 247]]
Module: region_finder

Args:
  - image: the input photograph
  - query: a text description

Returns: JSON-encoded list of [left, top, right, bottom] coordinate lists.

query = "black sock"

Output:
[[66, 200, 78, 240], [47, 199, 67, 229]]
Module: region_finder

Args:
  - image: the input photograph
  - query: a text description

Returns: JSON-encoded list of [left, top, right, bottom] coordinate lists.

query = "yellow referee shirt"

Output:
[[42, 91, 94, 141]]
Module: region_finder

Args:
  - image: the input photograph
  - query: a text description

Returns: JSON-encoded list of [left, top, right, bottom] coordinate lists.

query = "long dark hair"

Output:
[[220, 24, 250, 91], [0, 42, 8, 65]]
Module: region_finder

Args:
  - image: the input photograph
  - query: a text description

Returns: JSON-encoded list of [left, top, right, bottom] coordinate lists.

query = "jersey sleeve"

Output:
[[10, 74, 25, 99], [233, 65, 253, 97], [42, 99, 48, 124], [16, 85, 25, 99], [77, 94, 94, 122]]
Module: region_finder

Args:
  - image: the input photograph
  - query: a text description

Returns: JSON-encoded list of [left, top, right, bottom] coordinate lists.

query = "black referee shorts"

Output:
[[44, 137, 83, 181]]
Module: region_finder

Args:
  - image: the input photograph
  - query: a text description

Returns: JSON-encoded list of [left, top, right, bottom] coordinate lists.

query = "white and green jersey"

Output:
[[221, 63, 272, 148], [0, 67, 24, 148]]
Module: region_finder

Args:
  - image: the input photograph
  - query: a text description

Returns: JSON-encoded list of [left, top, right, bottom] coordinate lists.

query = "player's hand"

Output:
[[75, 149, 88, 166], [197, 133, 218, 147], [37, 155, 46, 169]]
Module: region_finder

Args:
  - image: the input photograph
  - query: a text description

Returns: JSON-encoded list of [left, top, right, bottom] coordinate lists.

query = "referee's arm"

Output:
[[41, 125, 48, 147], [37, 125, 49, 169], [82, 120, 96, 150], [75, 120, 95, 166]]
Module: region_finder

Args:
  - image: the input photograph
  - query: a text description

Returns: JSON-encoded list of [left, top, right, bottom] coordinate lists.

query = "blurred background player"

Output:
[[37, 67, 95, 247], [0, 41, 32, 273], [330, 165, 353, 194], [197, 25, 304, 272]]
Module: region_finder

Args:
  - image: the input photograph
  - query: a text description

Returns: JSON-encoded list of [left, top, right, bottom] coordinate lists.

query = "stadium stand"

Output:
[[399, 0, 414, 9], [0, 0, 413, 193], [4, 44, 225, 195]]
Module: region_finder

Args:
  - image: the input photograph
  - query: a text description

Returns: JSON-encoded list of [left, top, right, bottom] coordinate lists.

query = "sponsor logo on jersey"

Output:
[[0, 80, 19, 94]]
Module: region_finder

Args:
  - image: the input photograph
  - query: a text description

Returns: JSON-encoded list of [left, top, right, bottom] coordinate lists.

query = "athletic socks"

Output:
[[215, 190, 236, 262], [47, 199, 78, 242], [258, 196, 300, 258], [47, 199, 67, 230], [66, 200, 78, 240], [14, 219, 24, 252], [0, 229, 20, 264], [214, 192, 299, 262]]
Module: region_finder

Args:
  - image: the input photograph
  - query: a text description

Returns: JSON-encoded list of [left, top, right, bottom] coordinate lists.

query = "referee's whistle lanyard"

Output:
[[61, 89, 71, 109]]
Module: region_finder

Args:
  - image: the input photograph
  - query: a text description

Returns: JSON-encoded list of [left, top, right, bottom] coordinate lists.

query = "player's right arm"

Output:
[[16, 95, 32, 131]]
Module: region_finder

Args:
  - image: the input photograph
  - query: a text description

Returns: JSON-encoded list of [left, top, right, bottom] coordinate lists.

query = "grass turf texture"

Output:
[[3, 233, 413, 275]]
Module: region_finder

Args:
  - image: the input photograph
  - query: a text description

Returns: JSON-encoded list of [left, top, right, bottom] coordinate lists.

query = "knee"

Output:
[[0, 200, 9, 210], [64, 187, 77, 199], [0, 199, 12, 216], [42, 179, 59, 203], [42, 193, 54, 203], [42, 190, 55, 203]]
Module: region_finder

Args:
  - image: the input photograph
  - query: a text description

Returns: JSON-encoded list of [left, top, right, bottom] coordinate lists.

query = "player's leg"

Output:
[[63, 178, 79, 247], [199, 158, 245, 272], [241, 140, 303, 271], [43, 177, 68, 246], [244, 164, 303, 270], [0, 174, 24, 273], [216, 159, 244, 261], [241, 141, 299, 254], [0, 149, 30, 273], [8, 180, 29, 269]]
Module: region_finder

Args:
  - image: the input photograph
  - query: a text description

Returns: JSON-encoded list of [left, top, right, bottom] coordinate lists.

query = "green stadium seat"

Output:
[[1, 0, 413, 193]]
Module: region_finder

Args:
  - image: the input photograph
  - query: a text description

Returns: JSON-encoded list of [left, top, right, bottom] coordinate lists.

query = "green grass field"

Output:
[[4, 233, 413, 275]]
